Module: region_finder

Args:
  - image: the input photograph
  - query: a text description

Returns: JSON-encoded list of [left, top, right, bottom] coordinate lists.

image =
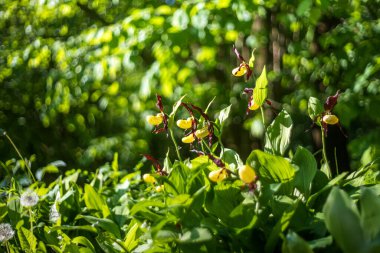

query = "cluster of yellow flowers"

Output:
[[208, 164, 257, 185]]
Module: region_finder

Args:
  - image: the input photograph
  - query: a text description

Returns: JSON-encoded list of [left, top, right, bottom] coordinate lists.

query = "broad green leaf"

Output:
[[205, 181, 243, 226], [36, 164, 59, 180], [18, 226, 37, 253], [178, 227, 212, 244], [46, 245, 62, 253], [307, 97, 324, 121], [247, 150, 295, 184], [167, 194, 192, 207], [308, 236, 333, 249], [282, 231, 314, 253], [96, 232, 126, 253], [323, 187, 366, 253], [217, 104, 232, 130], [72, 236, 96, 253], [266, 203, 297, 253], [83, 184, 111, 218], [360, 187, 380, 240], [76, 215, 121, 239], [166, 163, 188, 194], [220, 148, 243, 170], [129, 200, 166, 216], [293, 146, 317, 198], [228, 203, 257, 230], [124, 223, 139, 251], [307, 172, 347, 207], [264, 109, 293, 155], [50, 225, 97, 233], [253, 66, 268, 106], [37, 241, 47, 253], [155, 230, 178, 243], [296, 0, 312, 17]]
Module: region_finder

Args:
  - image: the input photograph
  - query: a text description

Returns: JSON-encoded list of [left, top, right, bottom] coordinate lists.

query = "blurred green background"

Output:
[[1, 0, 379, 171]]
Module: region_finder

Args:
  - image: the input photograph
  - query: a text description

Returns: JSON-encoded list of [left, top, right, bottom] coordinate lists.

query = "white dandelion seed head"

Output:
[[20, 191, 39, 207], [49, 203, 60, 223], [0, 223, 15, 242]]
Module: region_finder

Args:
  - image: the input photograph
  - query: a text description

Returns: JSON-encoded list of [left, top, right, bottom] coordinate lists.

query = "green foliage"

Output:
[[253, 66, 268, 107], [265, 109, 293, 156], [1, 0, 379, 171], [1, 1, 380, 252]]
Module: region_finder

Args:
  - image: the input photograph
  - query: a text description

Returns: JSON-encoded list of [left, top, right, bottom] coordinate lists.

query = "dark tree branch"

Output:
[[76, 2, 110, 26]]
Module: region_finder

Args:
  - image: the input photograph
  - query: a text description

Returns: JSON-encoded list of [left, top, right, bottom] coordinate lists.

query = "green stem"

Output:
[[201, 139, 213, 154], [29, 208, 34, 232], [260, 106, 275, 154], [169, 129, 182, 163], [321, 127, 332, 179], [260, 106, 266, 126], [6, 242, 10, 253], [4, 133, 36, 183]]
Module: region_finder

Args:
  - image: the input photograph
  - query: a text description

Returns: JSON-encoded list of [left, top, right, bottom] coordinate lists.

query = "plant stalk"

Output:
[[260, 106, 275, 154], [260, 106, 266, 126], [29, 208, 34, 232], [321, 127, 332, 179], [4, 133, 36, 183], [169, 129, 182, 163], [6, 242, 10, 253]]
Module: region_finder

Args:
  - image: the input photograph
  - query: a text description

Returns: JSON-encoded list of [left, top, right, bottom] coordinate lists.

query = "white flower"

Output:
[[49, 203, 60, 223], [0, 223, 14, 242], [20, 191, 39, 207]]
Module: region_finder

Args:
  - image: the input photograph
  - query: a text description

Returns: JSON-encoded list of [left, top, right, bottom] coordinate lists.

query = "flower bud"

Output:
[[322, 114, 339, 125], [232, 64, 247, 77], [146, 113, 163, 125], [238, 165, 256, 184], [195, 127, 209, 139], [182, 134, 195, 143], [208, 168, 228, 183], [176, 117, 193, 129], [155, 185, 164, 192], [143, 173, 156, 184]]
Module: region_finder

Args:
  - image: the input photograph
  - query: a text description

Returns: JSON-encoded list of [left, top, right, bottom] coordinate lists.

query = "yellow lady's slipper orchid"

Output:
[[182, 134, 195, 144], [195, 127, 209, 139], [238, 165, 256, 184], [143, 173, 156, 184], [208, 168, 228, 183], [248, 100, 260, 111], [322, 114, 339, 125], [232, 64, 247, 77], [176, 117, 193, 129], [146, 113, 163, 126]]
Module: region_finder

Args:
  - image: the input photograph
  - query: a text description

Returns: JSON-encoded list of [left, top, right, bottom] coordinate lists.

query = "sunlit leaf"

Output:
[[253, 66, 268, 106], [293, 146, 317, 199], [282, 231, 314, 253], [83, 184, 111, 218], [18, 227, 37, 253], [264, 109, 293, 155], [308, 97, 324, 121], [323, 187, 366, 253], [178, 227, 212, 244]]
